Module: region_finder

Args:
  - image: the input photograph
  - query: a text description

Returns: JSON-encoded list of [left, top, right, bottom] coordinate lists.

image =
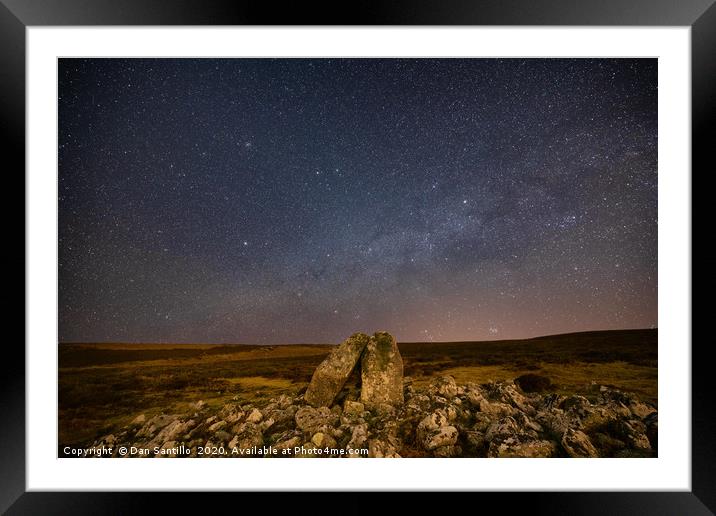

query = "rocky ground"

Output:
[[89, 375, 657, 458]]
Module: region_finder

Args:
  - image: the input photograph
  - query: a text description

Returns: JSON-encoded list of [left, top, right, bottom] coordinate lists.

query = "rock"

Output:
[[276, 394, 293, 409], [489, 438, 556, 458], [512, 411, 542, 435], [147, 418, 195, 448], [443, 405, 460, 422], [219, 405, 244, 424], [540, 393, 566, 410], [610, 419, 652, 450], [304, 333, 370, 407], [92, 433, 117, 448], [430, 376, 458, 398], [466, 390, 485, 408], [485, 416, 520, 443], [416, 411, 459, 451], [472, 412, 493, 433], [463, 430, 486, 452], [591, 432, 626, 456], [346, 423, 369, 455], [343, 400, 365, 415], [136, 414, 177, 438], [264, 405, 298, 433], [259, 417, 275, 432], [629, 400, 656, 419], [295, 406, 338, 435], [373, 403, 397, 419], [273, 436, 302, 451], [431, 395, 450, 406], [192, 400, 206, 410], [581, 406, 620, 432], [208, 420, 226, 432], [487, 382, 531, 413], [368, 438, 402, 458], [229, 422, 263, 450], [424, 426, 459, 451], [130, 414, 146, 426], [246, 408, 263, 423], [479, 399, 515, 418], [361, 332, 404, 407], [416, 411, 449, 444], [514, 374, 552, 393], [156, 441, 178, 457], [340, 413, 365, 426], [614, 448, 655, 458], [644, 412, 658, 450], [432, 445, 462, 458], [561, 428, 599, 458], [535, 408, 575, 438], [215, 430, 231, 443], [311, 432, 337, 449], [560, 395, 591, 416]]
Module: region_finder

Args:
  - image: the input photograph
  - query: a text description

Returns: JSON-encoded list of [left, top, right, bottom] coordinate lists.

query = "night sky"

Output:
[[58, 58, 657, 344]]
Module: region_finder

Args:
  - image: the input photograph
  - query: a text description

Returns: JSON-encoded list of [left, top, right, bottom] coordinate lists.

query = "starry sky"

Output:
[[58, 58, 657, 344]]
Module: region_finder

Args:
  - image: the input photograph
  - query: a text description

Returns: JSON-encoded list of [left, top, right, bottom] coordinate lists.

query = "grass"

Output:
[[58, 328, 657, 448], [218, 376, 296, 389]]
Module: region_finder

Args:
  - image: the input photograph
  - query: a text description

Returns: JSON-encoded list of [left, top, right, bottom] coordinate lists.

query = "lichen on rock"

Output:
[[361, 331, 404, 408], [304, 332, 370, 407]]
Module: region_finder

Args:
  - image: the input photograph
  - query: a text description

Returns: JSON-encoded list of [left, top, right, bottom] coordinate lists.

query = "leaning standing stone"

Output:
[[361, 331, 404, 407], [304, 333, 370, 407]]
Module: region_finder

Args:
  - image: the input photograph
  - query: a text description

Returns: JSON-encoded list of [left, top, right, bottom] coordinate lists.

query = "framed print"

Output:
[[7, 0, 714, 512]]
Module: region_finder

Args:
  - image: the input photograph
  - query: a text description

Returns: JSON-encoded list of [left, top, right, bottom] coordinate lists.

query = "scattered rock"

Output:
[[343, 400, 364, 415], [346, 423, 369, 455], [273, 435, 302, 451], [246, 408, 263, 424], [215, 430, 231, 443], [295, 406, 338, 435], [424, 426, 459, 451], [82, 332, 657, 459], [311, 432, 337, 449], [147, 418, 195, 448], [645, 412, 658, 450], [136, 414, 177, 438], [229, 422, 263, 450], [489, 438, 556, 458], [561, 428, 599, 458], [208, 420, 226, 432], [430, 376, 458, 398], [485, 416, 520, 443]]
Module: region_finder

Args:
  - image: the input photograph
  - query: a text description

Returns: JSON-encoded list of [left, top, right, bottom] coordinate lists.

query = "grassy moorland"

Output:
[[58, 328, 656, 449]]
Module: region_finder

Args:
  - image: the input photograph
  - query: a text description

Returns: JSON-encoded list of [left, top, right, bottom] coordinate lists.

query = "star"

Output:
[[58, 57, 657, 344]]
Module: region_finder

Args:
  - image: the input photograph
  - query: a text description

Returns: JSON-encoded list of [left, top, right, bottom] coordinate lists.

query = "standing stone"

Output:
[[304, 333, 370, 408], [361, 331, 404, 407]]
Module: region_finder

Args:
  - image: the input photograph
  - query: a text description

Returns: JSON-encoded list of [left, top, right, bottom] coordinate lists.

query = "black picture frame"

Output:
[[6, 0, 713, 513]]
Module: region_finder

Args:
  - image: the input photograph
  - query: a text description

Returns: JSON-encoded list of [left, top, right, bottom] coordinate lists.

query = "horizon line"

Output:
[[58, 326, 658, 346]]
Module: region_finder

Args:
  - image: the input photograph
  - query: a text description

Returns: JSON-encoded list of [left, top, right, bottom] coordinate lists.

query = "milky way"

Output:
[[58, 58, 657, 344]]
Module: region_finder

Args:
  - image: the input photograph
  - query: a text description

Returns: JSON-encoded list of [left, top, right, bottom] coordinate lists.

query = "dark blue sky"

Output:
[[58, 58, 657, 344]]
